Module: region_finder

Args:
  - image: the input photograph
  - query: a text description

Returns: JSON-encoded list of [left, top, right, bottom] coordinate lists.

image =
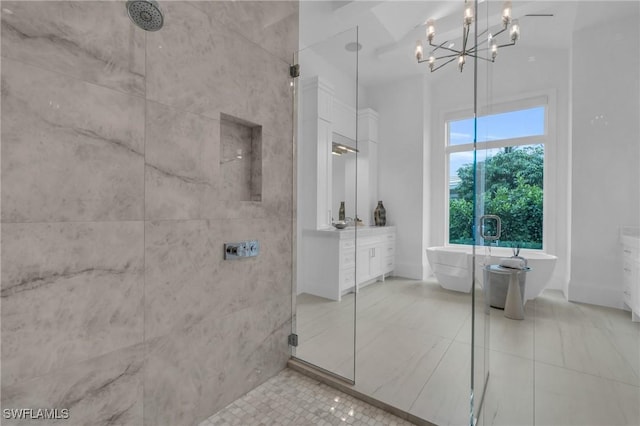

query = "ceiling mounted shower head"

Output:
[[126, 0, 163, 32]]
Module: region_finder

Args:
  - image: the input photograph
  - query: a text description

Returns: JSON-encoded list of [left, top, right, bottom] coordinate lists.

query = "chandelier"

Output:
[[415, 0, 520, 72]]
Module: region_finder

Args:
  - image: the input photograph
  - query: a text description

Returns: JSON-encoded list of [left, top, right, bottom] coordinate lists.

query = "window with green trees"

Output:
[[447, 105, 546, 249]]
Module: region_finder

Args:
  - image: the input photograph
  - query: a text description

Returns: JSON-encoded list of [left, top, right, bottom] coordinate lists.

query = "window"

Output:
[[447, 104, 546, 249]]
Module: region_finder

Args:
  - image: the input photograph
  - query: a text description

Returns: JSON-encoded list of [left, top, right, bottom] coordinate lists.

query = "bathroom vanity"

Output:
[[301, 226, 396, 301], [296, 75, 390, 302], [621, 228, 640, 321]]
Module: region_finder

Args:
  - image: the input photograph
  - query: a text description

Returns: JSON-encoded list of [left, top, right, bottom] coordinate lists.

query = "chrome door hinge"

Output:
[[288, 333, 298, 347], [290, 64, 300, 78]]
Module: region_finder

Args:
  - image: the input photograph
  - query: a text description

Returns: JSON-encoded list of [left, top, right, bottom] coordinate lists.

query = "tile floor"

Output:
[[199, 368, 414, 426], [295, 278, 640, 426]]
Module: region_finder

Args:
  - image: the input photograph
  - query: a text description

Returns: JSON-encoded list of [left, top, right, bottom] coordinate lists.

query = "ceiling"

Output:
[[299, 1, 635, 87]]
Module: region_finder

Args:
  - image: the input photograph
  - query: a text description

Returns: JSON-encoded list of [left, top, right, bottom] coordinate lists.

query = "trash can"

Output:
[[484, 265, 526, 309]]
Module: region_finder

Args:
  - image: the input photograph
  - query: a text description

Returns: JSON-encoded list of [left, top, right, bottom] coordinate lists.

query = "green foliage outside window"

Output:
[[449, 145, 544, 249]]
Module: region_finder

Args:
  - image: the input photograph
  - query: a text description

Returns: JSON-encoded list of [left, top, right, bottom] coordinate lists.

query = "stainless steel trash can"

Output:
[[484, 265, 526, 309]]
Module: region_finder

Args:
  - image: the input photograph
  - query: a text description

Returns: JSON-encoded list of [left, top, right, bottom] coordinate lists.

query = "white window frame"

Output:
[[444, 94, 555, 252]]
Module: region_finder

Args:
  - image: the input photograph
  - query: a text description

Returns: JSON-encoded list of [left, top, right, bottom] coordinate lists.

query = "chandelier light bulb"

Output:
[[415, 40, 424, 61], [510, 19, 520, 42], [464, 3, 474, 26], [458, 54, 466, 72], [491, 41, 498, 60], [502, 1, 512, 27], [428, 52, 435, 70], [427, 19, 435, 42]]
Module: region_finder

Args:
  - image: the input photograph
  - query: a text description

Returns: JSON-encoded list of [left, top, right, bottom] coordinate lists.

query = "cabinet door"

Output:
[[356, 245, 371, 284], [369, 245, 383, 278]]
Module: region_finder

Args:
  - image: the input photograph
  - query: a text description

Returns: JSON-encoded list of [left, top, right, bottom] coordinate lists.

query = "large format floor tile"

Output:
[[535, 362, 640, 426], [294, 278, 640, 426], [482, 351, 534, 426]]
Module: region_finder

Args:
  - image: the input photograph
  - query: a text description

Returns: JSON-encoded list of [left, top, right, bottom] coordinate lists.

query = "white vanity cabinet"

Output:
[[621, 229, 640, 321], [302, 226, 396, 301], [356, 232, 396, 284]]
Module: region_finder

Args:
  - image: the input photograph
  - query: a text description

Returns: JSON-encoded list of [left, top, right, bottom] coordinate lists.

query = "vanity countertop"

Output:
[[304, 225, 396, 239]]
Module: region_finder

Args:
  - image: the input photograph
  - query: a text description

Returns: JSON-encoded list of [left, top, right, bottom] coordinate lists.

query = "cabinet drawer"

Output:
[[341, 251, 356, 268], [341, 240, 356, 250], [623, 245, 640, 263], [385, 233, 396, 242], [358, 236, 379, 248], [383, 256, 394, 273], [341, 268, 355, 290], [383, 244, 395, 257], [623, 260, 638, 285]]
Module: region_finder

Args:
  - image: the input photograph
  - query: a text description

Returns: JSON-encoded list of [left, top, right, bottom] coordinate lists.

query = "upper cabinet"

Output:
[[298, 76, 379, 229]]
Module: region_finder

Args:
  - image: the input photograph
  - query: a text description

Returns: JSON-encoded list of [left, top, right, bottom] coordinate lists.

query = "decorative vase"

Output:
[[374, 201, 386, 226], [338, 201, 345, 221]]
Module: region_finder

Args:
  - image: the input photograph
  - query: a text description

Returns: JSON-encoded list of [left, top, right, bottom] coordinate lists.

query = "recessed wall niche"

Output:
[[219, 113, 262, 202]]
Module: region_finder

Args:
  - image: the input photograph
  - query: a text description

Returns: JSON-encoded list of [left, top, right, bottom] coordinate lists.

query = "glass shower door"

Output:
[[291, 27, 359, 382], [471, 0, 493, 423], [472, 1, 537, 425]]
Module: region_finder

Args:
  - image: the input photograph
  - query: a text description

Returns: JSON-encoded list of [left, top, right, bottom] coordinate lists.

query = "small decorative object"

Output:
[[333, 221, 347, 230], [374, 201, 386, 226], [339, 201, 345, 221], [511, 243, 528, 267]]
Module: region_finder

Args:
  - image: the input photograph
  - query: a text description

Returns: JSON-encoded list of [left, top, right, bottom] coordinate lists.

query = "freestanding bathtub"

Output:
[[426, 245, 557, 302]]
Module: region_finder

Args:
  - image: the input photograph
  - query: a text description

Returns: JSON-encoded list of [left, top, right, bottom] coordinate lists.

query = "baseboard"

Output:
[[287, 358, 434, 426]]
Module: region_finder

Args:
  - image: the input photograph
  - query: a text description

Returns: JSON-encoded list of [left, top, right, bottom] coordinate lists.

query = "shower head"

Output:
[[126, 0, 163, 32]]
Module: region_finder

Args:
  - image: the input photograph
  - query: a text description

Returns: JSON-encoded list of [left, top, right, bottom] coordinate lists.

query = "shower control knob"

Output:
[[224, 240, 260, 260]]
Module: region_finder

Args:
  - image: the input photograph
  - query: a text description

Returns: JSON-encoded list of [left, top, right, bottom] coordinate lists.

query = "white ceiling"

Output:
[[299, 1, 636, 87]]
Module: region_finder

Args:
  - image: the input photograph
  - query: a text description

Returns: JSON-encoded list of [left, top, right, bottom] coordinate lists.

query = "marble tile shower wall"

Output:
[[0, 2, 298, 425]]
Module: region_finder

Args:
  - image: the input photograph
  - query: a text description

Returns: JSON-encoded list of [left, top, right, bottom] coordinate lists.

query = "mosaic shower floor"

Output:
[[199, 368, 414, 426]]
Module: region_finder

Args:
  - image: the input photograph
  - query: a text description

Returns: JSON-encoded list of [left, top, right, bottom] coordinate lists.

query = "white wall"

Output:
[[298, 45, 367, 109], [367, 75, 429, 279], [427, 46, 571, 292], [569, 8, 640, 308]]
